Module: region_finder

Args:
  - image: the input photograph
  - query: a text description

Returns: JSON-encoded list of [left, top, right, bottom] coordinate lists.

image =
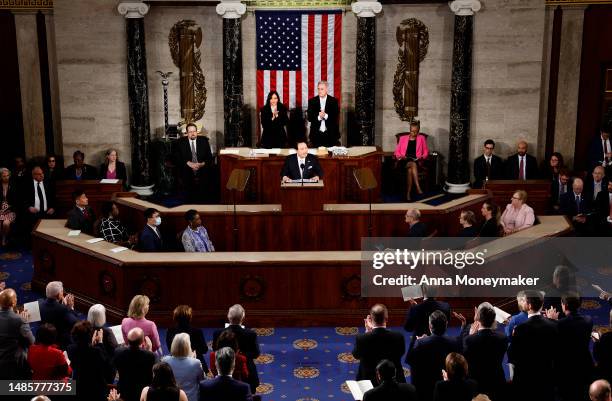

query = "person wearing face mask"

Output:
[[139, 208, 164, 252]]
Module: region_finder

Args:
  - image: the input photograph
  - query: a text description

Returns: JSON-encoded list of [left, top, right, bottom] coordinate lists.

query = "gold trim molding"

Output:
[[546, 0, 612, 5], [245, 0, 351, 8], [0, 0, 53, 10]]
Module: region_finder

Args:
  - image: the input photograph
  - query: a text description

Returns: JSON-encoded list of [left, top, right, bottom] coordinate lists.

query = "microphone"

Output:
[[300, 163, 305, 186]]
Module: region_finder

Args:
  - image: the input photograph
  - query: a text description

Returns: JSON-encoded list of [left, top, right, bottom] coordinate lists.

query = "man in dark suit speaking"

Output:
[[307, 80, 340, 147], [174, 123, 213, 203], [280, 141, 324, 183]]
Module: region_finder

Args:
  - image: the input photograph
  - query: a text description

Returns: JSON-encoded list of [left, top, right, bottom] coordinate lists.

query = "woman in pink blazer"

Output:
[[500, 190, 535, 235], [393, 122, 429, 200]]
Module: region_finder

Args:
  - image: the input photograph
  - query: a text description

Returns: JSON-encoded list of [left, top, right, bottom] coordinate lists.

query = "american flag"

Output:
[[256, 10, 342, 111]]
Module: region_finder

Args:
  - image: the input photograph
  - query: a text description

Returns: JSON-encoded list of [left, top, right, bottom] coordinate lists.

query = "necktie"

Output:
[[609, 195, 612, 220], [575, 195, 581, 213], [519, 157, 525, 180], [82, 208, 89, 219], [190, 140, 198, 163], [37, 182, 45, 212], [486, 157, 491, 178], [605, 140, 610, 165]]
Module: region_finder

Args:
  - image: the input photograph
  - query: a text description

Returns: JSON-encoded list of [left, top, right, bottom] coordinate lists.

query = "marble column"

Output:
[[13, 10, 46, 159], [118, 2, 153, 195], [45, 12, 64, 157], [352, 1, 382, 146], [446, 0, 481, 193], [217, 1, 247, 147]]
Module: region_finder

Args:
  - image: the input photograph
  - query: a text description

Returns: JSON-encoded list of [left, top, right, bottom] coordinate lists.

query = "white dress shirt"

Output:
[[297, 156, 307, 178], [602, 137, 611, 166], [318, 96, 328, 132], [594, 180, 602, 200], [33, 179, 48, 211]]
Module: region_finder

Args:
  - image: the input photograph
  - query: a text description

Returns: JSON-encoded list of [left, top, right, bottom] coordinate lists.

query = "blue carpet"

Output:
[[2, 249, 612, 400]]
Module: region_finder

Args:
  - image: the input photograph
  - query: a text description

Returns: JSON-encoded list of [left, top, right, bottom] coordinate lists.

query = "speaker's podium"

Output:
[[280, 179, 325, 212]]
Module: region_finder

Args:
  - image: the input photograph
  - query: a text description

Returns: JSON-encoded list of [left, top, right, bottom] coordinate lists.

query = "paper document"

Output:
[[345, 380, 374, 400], [225, 323, 245, 329], [110, 246, 128, 253], [593, 284, 606, 294], [23, 301, 41, 323], [86, 238, 105, 244], [287, 179, 318, 183], [220, 148, 240, 155], [493, 306, 511, 324], [507, 363, 515, 381], [100, 179, 119, 184], [592, 331, 601, 341], [110, 325, 125, 345], [401, 285, 423, 301], [67, 230, 81, 237]]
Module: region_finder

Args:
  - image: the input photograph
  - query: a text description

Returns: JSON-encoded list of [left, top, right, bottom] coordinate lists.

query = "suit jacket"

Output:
[[507, 315, 558, 401], [406, 334, 459, 401], [199, 376, 252, 401], [38, 298, 79, 349], [478, 218, 499, 237], [139, 224, 163, 252], [307, 95, 340, 144], [559, 191, 591, 217], [260, 104, 288, 148], [595, 190, 612, 225], [113, 346, 156, 401], [66, 206, 96, 235], [67, 343, 115, 401], [408, 221, 427, 237], [280, 153, 324, 180], [433, 378, 478, 401], [18, 179, 56, 213], [594, 331, 612, 384], [362, 380, 418, 401], [175, 136, 213, 173], [588, 135, 610, 171], [212, 324, 260, 393], [458, 226, 478, 238], [0, 309, 35, 379], [473, 154, 504, 188], [98, 161, 127, 181], [460, 328, 508, 399], [584, 176, 609, 202], [505, 153, 539, 180], [64, 164, 98, 180], [550, 177, 569, 209], [556, 313, 594, 399], [403, 298, 451, 340], [352, 327, 406, 385]]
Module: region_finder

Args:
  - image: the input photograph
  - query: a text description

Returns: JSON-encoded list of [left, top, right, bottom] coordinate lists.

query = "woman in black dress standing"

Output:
[[260, 91, 288, 148]]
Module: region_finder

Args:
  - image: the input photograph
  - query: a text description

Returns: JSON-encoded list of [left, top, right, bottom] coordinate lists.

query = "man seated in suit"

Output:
[[307, 80, 340, 148], [18, 166, 56, 243], [585, 166, 608, 203], [200, 347, 253, 401], [362, 359, 417, 401], [174, 123, 213, 203], [139, 208, 164, 252], [38, 281, 78, 349], [352, 304, 406, 386], [64, 150, 98, 180], [505, 140, 538, 180], [588, 121, 612, 173], [280, 141, 324, 183], [403, 284, 451, 349], [507, 290, 558, 401], [590, 380, 612, 401], [405, 209, 427, 237], [560, 177, 593, 234], [212, 304, 260, 394], [473, 139, 504, 188], [550, 168, 570, 213], [595, 180, 612, 235], [406, 310, 459, 401], [65, 190, 96, 235]]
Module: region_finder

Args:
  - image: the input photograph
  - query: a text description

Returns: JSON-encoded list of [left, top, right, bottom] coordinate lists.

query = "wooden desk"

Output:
[[219, 147, 382, 207], [280, 180, 325, 212], [485, 180, 552, 215], [55, 180, 124, 217]]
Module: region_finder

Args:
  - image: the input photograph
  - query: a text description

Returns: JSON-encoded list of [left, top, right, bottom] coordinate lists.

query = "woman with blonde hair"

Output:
[[162, 333, 204, 401], [500, 190, 535, 235], [121, 295, 161, 353]]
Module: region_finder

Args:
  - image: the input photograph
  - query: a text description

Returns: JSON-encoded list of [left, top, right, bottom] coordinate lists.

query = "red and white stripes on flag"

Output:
[[256, 12, 342, 111]]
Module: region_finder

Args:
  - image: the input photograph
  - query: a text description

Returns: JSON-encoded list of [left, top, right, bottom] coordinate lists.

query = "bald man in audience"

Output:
[[505, 141, 538, 180], [113, 327, 156, 401], [590, 380, 612, 401], [405, 209, 427, 237], [0, 287, 34, 379], [560, 177, 592, 234], [585, 166, 608, 202]]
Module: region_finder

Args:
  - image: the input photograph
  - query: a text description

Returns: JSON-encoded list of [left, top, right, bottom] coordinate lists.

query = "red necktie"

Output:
[[519, 157, 525, 180], [83, 208, 89, 219]]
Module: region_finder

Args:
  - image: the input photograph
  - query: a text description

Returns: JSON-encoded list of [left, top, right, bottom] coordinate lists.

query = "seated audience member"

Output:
[[27, 323, 71, 380], [551, 168, 570, 213], [393, 121, 430, 200], [64, 150, 97, 180], [507, 290, 558, 401], [213, 304, 260, 393], [403, 284, 451, 348], [139, 207, 164, 252], [121, 294, 161, 354], [588, 121, 612, 173], [99, 148, 127, 182], [38, 281, 78, 349], [182, 209, 215, 252], [12, 156, 28, 187], [504, 291, 529, 339], [0, 167, 17, 246], [406, 310, 459, 401], [280, 140, 324, 183], [458, 302, 507, 401], [585, 166, 608, 202], [163, 333, 204, 401], [590, 380, 612, 401], [0, 287, 34, 379], [66, 321, 115, 401], [478, 202, 500, 237], [559, 177, 591, 234], [595, 180, 612, 235], [543, 265, 575, 319], [113, 327, 157, 401], [44, 154, 62, 182], [31, 396, 52, 401], [545, 293, 594, 401], [405, 208, 427, 237], [433, 353, 478, 401], [362, 359, 417, 401], [500, 190, 535, 235], [166, 304, 209, 372], [140, 362, 188, 401], [473, 139, 504, 188], [200, 347, 253, 401], [20, 166, 56, 232], [352, 304, 406, 386], [209, 331, 249, 381], [458, 210, 478, 237], [100, 201, 135, 247], [88, 303, 118, 358], [66, 189, 96, 234], [542, 152, 564, 181], [473, 396, 492, 401], [505, 140, 539, 180]]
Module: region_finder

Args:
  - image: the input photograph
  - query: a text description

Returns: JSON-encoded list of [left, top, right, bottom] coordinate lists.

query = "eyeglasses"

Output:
[[511, 196, 520, 200], [485, 146, 494, 150]]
